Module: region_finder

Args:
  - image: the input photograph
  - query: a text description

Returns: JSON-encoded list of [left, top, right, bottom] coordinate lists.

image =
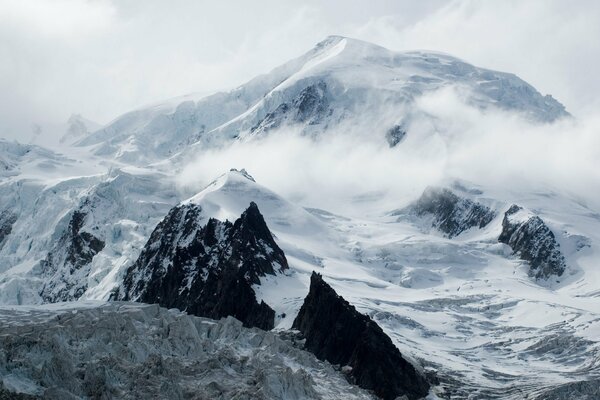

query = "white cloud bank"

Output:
[[178, 86, 600, 214]]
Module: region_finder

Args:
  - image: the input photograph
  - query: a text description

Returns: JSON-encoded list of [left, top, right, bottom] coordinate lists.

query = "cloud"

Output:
[[178, 86, 600, 214]]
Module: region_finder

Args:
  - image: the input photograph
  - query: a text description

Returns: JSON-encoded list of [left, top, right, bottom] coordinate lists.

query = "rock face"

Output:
[[251, 81, 331, 135], [385, 125, 407, 147], [292, 272, 430, 400], [0, 302, 374, 400], [40, 210, 105, 302], [117, 202, 288, 330], [0, 210, 17, 249], [403, 187, 495, 238], [499, 205, 566, 280]]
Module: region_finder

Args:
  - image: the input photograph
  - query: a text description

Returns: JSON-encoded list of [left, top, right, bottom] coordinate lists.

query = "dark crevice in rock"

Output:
[[292, 272, 430, 400], [499, 204, 566, 280], [116, 202, 287, 330]]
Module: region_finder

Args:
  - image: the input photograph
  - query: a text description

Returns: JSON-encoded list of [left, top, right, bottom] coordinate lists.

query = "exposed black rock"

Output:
[[116, 202, 288, 330], [292, 272, 430, 400], [293, 81, 330, 124], [386, 125, 407, 147], [499, 205, 566, 280], [40, 210, 105, 302], [401, 187, 496, 238], [251, 81, 331, 134], [0, 210, 17, 249]]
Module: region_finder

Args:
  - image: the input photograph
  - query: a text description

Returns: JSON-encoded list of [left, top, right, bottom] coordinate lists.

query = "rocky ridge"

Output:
[[292, 272, 430, 400], [399, 187, 496, 238], [116, 201, 287, 330], [499, 204, 567, 279]]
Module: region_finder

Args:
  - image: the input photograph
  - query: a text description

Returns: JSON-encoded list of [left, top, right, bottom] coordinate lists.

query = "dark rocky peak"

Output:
[[229, 202, 288, 284], [499, 204, 567, 280], [292, 272, 430, 400], [40, 209, 105, 302], [116, 202, 287, 330], [399, 187, 496, 238]]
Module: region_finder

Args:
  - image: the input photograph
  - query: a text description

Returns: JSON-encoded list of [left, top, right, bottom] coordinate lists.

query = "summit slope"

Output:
[[74, 36, 568, 164]]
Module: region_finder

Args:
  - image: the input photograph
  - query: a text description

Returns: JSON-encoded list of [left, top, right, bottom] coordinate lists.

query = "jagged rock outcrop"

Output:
[[40, 210, 105, 302], [0, 210, 17, 249], [292, 272, 430, 400], [386, 125, 407, 147], [499, 205, 566, 280], [401, 187, 495, 238], [251, 81, 331, 134], [116, 202, 288, 330]]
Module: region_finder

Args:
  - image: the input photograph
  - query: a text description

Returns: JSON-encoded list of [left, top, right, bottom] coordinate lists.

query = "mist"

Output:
[[178, 86, 600, 214]]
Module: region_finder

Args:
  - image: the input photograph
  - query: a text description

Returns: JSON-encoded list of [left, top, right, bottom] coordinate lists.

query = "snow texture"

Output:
[[0, 302, 376, 399], [499, 204, 567, 280]]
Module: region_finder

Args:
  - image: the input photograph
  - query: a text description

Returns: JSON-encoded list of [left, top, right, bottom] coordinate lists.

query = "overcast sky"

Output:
[[1, 0, 599, 144]]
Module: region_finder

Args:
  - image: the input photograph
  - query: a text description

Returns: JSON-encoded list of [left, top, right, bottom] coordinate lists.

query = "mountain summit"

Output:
[[75, 36, 568, 164]]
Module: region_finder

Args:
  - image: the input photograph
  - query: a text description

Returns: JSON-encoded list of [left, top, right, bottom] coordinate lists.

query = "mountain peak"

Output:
[[229, 168, 255, 182], [76, 37, 569, 164]]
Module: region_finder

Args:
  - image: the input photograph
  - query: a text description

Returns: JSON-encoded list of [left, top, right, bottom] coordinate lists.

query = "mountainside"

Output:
[[74, 36, 568, 164], [0, 36, 597, 400], [117, 201, 288, 330]]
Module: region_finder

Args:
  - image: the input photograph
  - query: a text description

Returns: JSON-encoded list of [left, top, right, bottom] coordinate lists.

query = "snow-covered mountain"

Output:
[[74, 36, 568, 164], [0, 36, 597, 399]]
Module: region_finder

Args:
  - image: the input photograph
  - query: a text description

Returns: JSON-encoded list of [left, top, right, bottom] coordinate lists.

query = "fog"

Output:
[[179, 86, 600, 214]]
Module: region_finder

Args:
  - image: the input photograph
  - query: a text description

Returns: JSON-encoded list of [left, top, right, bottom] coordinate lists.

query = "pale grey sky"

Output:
[[1, 0, 599, 144]]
